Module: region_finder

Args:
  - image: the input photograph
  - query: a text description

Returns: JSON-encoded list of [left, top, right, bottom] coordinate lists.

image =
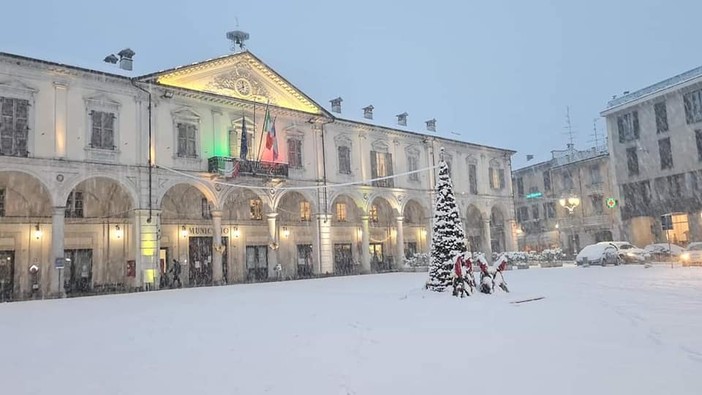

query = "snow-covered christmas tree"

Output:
[[427, 154, 467, 291]]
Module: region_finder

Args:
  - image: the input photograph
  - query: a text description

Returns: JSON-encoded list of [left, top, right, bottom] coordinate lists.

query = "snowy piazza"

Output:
[[1, 1, 702, 394]]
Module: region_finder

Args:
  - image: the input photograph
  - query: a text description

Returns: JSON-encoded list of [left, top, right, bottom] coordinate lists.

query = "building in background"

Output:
[[601, 65, 702, 247], [0, 46, 515, 300], [512, 144, 618, 255]]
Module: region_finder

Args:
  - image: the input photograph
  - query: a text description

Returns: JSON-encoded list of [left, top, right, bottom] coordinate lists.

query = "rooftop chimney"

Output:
[[117, 48, 135, 71], [330, 97, 343, 113], [396, 112, 408, 126], [363, 105, 374, 120], [425, 118, 436, 132]]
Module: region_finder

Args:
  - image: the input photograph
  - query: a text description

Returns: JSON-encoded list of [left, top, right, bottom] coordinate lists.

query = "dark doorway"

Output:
[[296, 244, 313, 278], [245, 245, 268, 281], [370, 243, 388, 271], [64, 249, 93, 294], [595, 230, 613, 243], [0, 251, 15, 302], [334, 243, 354, 275], [189, 237, 213, 286], [221, 236, 229, 283]]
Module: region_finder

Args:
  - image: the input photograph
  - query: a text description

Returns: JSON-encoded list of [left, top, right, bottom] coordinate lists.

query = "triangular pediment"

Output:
[[143, 51, 324, 115]]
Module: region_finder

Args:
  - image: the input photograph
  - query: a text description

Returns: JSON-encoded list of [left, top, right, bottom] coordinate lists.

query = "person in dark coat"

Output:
[[170, 259, 182, 288]]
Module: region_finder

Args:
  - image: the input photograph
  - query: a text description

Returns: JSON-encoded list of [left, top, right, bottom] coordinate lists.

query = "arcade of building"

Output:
[[0, 49, 516, 300]]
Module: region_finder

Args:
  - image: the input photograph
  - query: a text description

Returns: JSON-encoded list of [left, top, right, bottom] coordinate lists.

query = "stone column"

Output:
[[482, 218, 493, 262], [133, 209, 160, 290], [211, 210, 223, 284], [505, 219, 518, 252], [267, 213, 279, 278], [312, 213, 333, 275], [361, 215, 371, 273], [395, 216, 405, 269], [51, 206, 66, 297]]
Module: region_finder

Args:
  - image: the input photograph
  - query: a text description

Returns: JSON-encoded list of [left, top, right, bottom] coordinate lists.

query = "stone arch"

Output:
[[368, 196, 395, 227], [465, 204, 484, 253], [402, 199, 427, 225], [156, 178, 218, 210], [220, 187, 268, 222], [160, 183, 214, 221], [61, 175, 137, 214], [0, 170, 54, 214], [330, 193, 363, 224], [64, 177, 136, 219], [328, 190, 365, 214], [365, 191, 400, 216], [275, 190, 316, 224], [273, 189, 316, 213]]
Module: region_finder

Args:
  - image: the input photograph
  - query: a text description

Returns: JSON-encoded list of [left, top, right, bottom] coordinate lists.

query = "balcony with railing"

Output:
[[208, 156, 289, 179]]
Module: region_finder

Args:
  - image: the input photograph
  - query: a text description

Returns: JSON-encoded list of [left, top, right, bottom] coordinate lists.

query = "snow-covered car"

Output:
[[576, 243, 621, 266], [644, 243, 685, 261], [680, 242, 702, 267], [606, 241, 650, 263]]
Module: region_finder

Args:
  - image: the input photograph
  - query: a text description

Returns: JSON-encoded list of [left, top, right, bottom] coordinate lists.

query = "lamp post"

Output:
[[559, 196, 580, 257]]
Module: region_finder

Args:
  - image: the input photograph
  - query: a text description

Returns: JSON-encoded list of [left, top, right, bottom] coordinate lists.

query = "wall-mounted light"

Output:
[[34, 224, 42, 240], [233, 226, 240, 238], [114, 225, 123, 239], [180, 225, 188, 238], [161, 90, 174, 99], [357, 227, 363, 239], [282, 226, 290, 239]]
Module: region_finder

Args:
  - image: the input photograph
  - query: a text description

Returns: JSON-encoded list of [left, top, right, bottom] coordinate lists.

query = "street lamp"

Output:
[[559, 196, 581, 214], [559, 196, 580, 257]]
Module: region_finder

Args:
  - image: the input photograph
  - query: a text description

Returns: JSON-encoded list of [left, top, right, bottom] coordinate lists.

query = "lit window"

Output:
[[335, 202, 347, 222], [65, 191, 84, 218], [250, 199, 263, 220], [369, 204, 379, 224], [300, 201, 311, 222]]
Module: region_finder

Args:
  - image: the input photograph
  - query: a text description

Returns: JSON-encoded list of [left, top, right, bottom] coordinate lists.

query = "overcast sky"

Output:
[[2, 0, 700, 168]]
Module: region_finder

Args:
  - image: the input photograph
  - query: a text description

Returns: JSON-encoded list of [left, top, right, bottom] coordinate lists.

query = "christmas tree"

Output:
[[426, 156, 467, 291]]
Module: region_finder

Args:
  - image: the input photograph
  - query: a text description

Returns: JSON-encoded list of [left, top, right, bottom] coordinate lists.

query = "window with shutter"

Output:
[[469, 164, 478, 194], [0, 97, 29, 157], [90, 111, 115, 150], [288, 138, 302, 168], [338, 146, 351, 174], [177, 123, 198, 158]]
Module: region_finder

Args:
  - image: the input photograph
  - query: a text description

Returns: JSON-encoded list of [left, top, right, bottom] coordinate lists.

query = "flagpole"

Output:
[[257, 100, 269, 162]]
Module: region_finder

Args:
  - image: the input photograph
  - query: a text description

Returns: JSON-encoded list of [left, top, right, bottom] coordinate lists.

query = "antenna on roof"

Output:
[[226, 19, 250, 52], [564, 106, 576, 150], [592, 118, 601, 150]]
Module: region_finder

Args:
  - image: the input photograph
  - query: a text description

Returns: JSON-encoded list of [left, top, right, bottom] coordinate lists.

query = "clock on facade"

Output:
[[234, 78, 252, 96]]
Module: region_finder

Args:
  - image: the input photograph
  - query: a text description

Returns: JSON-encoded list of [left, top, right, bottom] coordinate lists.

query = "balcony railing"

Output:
[[208, 156, 288, 179]]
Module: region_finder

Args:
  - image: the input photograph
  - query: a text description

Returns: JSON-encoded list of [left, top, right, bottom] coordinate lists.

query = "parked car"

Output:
[[680, 242, 702, 267], [606, 241, 650, 263], [576, 243, 621, 266], [644, 243, 685, 261]]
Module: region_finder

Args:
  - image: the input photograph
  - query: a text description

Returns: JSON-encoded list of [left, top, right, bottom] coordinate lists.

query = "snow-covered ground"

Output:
[[1, 265, 701, 395]]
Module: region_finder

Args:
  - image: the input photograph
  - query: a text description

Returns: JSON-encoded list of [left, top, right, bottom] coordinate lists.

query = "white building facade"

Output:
[[513, 146, 619, 256], [601, 65, 702, 248], [0, 50, 516, 300]]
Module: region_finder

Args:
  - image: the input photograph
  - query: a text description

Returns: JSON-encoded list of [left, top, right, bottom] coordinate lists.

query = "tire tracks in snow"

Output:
[[589, 282, 702, 364]]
